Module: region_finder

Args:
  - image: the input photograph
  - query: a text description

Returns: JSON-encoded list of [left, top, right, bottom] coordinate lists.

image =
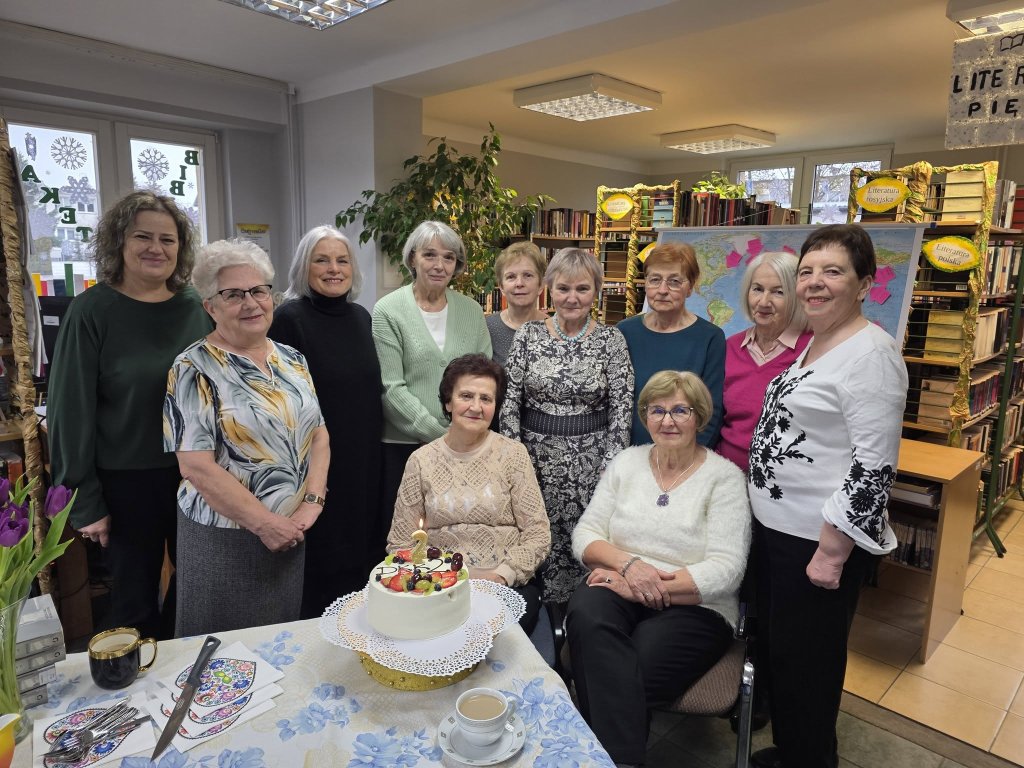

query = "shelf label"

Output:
[[637, 243, 656, 263], [856, 178, 911, 212], [922, 236, 981, 272], [601, 193, 634, 220]]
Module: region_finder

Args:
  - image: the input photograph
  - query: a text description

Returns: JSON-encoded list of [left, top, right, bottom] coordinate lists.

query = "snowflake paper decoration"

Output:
[[60, 176, 96, 207], [137, 148, 169, 184], [50, 136, 87, 170]]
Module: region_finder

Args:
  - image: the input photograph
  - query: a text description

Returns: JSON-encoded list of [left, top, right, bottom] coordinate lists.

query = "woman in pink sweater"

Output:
[[717, 252, 811, 473]]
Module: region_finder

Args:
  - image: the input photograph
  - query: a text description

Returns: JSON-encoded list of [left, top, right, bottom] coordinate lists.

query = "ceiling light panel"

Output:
[[513, 74, 661, 122], [946, 0, 1024, 34], [219, 0, 389, 30], [660, 125, 776, 154]]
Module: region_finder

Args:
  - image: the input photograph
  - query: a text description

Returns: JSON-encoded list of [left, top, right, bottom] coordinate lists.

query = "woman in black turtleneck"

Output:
[[269, 225, 383, 618]]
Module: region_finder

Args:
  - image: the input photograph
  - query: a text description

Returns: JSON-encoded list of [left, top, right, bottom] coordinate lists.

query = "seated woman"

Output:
[[387, 354, 551, 634], [566, 371, 750, 768], [164, 239, 330, 636]]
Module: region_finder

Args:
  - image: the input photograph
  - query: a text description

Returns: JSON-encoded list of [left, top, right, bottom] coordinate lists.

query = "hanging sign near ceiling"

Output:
[[856, 177, 911, 213], [946, 30, 1024, 149]]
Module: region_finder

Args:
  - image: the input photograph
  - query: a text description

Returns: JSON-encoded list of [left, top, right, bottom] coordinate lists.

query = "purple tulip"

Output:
[[8, 502, 28, 522], [44, 486, 72, 520], [0, 512, 29, 547]]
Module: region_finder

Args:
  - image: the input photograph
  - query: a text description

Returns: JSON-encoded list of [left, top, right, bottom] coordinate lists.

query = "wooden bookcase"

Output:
[[889, 439, 982, 662]]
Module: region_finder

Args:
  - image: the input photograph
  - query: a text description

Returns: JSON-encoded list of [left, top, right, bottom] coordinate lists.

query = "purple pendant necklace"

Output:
[[655, 447, 696, 507]]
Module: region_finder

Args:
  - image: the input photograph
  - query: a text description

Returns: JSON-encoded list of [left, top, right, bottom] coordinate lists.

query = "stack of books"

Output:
[[940, 169, 985, 223], [16, 593, 65, 709]]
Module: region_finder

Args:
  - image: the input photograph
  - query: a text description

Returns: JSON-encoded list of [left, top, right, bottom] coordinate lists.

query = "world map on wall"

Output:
[[656, 225, 925, 343]]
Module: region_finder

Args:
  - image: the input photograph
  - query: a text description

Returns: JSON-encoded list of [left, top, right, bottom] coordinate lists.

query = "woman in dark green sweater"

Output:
[[49, 191, 212, 639]]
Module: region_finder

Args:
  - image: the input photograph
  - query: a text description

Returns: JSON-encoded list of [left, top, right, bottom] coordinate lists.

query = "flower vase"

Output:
[[0, 599, 29, 743]]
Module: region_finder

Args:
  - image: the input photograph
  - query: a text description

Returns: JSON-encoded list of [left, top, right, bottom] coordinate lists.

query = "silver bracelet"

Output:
[[620, 556, 641, 577]]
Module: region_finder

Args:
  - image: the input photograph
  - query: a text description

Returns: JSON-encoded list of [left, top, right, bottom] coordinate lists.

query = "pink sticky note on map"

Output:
[[726, 250, 743, 268]]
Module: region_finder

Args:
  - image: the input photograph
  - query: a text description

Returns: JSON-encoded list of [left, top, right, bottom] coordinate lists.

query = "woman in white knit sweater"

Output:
[[567, 370, 750, 768]]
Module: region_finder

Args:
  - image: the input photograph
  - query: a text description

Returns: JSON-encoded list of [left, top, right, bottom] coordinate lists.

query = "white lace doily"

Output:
[[319, 580, 526, 677]]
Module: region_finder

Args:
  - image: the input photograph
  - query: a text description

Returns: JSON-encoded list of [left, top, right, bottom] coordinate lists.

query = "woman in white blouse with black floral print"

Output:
[[747, 224, 907, 768]]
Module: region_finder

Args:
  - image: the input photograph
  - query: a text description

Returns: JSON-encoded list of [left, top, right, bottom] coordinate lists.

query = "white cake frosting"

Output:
[[366, 557, 471, 641]]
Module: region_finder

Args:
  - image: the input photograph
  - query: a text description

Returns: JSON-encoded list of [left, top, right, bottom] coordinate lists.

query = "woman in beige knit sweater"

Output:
[[387, 354, 551, 634]]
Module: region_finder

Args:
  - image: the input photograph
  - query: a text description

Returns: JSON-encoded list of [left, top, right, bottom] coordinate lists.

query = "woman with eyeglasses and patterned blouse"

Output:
[[164, 239, 330, 636], [566, 370, 750, 768], [617, 242, 726, 447]]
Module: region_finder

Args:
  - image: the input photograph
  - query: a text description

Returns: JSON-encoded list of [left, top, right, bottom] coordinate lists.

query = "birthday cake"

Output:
[[366, 547, 471, 641]]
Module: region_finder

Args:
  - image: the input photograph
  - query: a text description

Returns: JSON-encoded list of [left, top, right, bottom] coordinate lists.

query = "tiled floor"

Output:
[[845, 496, 1024, 766]]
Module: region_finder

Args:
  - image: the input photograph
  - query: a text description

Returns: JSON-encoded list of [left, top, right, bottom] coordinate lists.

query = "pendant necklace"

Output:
[[552, 315, 590, 342], [655, 447, 697, 507]]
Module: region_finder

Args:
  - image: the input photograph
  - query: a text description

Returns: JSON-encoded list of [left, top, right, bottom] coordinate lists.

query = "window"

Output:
[[730, 146, 892, 224], [3, 106, 221, 289]]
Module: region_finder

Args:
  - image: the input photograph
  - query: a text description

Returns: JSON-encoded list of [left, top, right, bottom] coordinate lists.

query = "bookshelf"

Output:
[[850, 161, 1024, 554], [889, 439, 982, 662]]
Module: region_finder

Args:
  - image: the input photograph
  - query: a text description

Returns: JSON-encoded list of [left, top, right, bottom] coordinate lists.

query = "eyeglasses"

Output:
[[645, 276, 688, 291], [644, 405, 695, 423], [214, 284, 273, 305]]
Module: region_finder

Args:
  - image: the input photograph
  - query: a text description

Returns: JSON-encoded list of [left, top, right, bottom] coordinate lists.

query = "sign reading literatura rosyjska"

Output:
[[856, 178, 911, 213], [600, 193, 634, 220], [922, 236, 981, 272], [947, 30, 1024, 149]]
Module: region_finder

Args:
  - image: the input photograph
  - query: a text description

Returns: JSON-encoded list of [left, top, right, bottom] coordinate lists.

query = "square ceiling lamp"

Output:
[[513, 74, 661, 121], [218, 0, 392, 30], [660, 125, 776, 154], [946, 0, 1024, 34]]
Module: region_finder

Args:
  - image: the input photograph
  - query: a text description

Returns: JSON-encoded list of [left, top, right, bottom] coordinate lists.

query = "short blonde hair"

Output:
[[494, 241, 546, 283], [637, 370, 713, 432], [739, 251, 806, 330], [644, 242, 700, 288], [545, 248, 603, 293]]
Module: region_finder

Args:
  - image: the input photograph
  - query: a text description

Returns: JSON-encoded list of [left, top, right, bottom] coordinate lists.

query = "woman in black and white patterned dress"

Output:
[[747, 224, 907, 768], [500, 248, 634, 612]]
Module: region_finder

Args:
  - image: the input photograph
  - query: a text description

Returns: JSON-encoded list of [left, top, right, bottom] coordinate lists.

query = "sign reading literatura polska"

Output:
[[856, 177, 911, 213], [947, 31, 1024, 149], [922, 236, 982, 272]]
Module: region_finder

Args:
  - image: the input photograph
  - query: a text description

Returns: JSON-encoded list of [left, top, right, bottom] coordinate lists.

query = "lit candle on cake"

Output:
[[411, 518, 428, 564]]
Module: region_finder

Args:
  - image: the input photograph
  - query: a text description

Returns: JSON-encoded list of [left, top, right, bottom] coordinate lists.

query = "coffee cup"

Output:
[[88, 628, 157, 690], [454, 687, 516, 747]]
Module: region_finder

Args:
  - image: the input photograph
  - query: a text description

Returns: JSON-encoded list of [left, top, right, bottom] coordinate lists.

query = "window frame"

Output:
[[729, 144, 894, 222]]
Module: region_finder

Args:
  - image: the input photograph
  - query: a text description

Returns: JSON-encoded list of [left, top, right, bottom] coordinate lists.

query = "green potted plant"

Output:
[[337, 125, 550, 296], [692, 171, 749, 199]]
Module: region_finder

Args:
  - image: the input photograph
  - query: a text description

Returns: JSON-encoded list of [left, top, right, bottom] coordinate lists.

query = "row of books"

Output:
[[678, 193, 797, 228], [31, 269, 97, 298], [907, 306, 1010, 362], [922, 171, 1017, 225], [914, 397, 1024, 455], [984, 241, 1022, 295], [980, 443, 1024, 506], [910, 369, 1002, 428], [16, 594, 65, 709], [533, 208, 596, 239], [887, 517, 936, 571]]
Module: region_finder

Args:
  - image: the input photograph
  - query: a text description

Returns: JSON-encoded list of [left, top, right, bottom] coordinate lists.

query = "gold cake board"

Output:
[[357, 652, 478, 690]]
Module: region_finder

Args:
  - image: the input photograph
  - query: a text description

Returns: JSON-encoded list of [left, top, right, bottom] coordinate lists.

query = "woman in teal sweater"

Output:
[[49, 191, 212, 639], [372, 221, 491, 530]]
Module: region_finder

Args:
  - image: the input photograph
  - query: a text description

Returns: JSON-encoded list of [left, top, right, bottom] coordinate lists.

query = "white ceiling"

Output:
[[0, 0, 964, 174]]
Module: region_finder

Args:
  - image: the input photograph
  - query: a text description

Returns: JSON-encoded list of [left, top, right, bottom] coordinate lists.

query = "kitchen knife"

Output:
[[151, 635, 221, 760]]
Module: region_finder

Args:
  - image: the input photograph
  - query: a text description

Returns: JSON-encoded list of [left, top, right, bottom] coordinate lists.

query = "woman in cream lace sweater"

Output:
[[387, 354, 551, 633]]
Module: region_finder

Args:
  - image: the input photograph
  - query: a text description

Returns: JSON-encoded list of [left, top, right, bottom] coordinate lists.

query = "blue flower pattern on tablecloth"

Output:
[[123, 747, 263, 767], [276, 683, 361, 741], [502, 677, 614, 767], [255, 631, 301, 667], [347, 726, 440, 767]]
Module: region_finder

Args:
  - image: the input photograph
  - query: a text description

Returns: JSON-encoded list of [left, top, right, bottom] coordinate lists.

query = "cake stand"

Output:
[[319, 580, 526, 691]]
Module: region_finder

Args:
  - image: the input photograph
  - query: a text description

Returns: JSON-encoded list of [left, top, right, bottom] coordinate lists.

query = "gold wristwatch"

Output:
[[303, 492, 326, 507]]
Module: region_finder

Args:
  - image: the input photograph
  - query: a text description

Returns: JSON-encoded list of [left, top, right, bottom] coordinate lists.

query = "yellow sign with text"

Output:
[[601, 193, 634, 220], [856, 178, 911, 213], [922, 236, 981, 272]]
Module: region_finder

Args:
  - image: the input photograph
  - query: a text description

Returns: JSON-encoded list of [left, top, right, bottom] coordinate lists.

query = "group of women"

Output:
[[49, 188, 906, 768]]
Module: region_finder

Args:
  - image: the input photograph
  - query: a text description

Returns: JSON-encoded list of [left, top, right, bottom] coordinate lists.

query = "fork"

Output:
[[43, 715, 151, 763], [45, 700, 132, 755]]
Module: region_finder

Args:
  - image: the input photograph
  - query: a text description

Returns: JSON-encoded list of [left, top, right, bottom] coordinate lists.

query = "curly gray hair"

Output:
[[192, 239, 275, 299]]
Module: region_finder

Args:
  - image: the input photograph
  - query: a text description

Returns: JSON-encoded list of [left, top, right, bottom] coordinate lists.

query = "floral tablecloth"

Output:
[[13, 618, 614, 767]]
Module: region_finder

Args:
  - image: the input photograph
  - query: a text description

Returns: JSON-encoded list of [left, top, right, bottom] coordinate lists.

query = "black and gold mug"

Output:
[[87, 628, 157, 690]]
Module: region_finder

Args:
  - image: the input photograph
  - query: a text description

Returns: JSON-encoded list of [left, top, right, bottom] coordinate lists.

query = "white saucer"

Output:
[[437, 709, 525, 766]]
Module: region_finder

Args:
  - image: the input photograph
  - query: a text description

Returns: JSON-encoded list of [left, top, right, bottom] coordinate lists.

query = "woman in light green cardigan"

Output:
[[372, 221, 492, 532]]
